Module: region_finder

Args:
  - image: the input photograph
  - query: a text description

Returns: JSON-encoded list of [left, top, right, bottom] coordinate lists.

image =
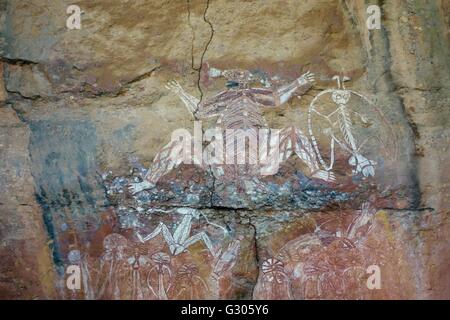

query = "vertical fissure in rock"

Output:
[[186, 0, 215, 105], [247, 216, 260, 299]]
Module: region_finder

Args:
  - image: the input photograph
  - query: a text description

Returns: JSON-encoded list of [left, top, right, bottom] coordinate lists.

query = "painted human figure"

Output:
[[96, 233, 129, 299], [130, 68, 335, 194], [308, 76, 377, 178], [253, 257, 293, 300], [135, 208, 224, 257]]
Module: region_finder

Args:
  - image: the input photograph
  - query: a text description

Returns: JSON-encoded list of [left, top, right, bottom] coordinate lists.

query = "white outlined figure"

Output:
[[253, 257, 293, 300], [97, 233, 128, 299], [264, 202, 378, 299], [136, 208, 227, 257], [147, 252, 172, 300], [173, 263, 209, 299], [308, 75, 378, 178], [127, 248, 151, 300], [128, 69, 334, 194]]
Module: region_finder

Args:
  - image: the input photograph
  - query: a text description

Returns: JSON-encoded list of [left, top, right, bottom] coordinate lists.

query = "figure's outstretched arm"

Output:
[[274, 71, 315, 105], [165, 80, 200, 116]]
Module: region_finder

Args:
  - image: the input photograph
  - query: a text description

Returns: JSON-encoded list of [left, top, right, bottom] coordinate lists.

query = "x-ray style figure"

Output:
[[129, 68, 335, 194], [136, 207, 227, 257], [308, 75, 377, 178]]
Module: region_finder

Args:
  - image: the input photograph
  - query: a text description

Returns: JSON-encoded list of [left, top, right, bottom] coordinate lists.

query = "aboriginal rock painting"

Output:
[[253, 202, 383, 300], [63, 66, 400, 299], [129, 68, 334, 197], [308, 75, 398, 183], [65, 227, 242, 300], [128, 68, 397, 195]]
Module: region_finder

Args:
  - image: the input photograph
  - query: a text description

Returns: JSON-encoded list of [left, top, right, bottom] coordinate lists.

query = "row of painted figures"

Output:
[[66, 202, 378, 299], [66, 234, 240, 300]]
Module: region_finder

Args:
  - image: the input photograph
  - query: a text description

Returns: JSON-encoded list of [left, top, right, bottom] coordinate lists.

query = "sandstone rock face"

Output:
[[0, 0, 448, 299]]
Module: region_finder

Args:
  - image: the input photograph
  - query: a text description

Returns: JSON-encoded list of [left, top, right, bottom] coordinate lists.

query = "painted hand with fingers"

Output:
[[298, 71, 315, 86]]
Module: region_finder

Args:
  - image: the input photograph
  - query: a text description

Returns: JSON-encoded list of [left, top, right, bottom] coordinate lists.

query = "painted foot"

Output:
[[128, 180, 155, 194], [349, 154, 376, 177], [311, 170, 336, 182]]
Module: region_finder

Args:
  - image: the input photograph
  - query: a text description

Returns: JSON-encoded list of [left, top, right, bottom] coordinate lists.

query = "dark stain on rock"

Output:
[[28, 120, 108, 267]]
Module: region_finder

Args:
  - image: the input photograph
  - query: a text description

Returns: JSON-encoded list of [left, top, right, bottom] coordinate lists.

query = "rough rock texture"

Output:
[[0, 0, 448, 299]]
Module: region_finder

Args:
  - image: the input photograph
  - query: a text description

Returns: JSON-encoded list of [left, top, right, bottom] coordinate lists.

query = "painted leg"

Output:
[[129, 137, 196, 194], [137, 222, 173, 243], [180, 232, 219, 257], [259, 128, 283, 176], [291, 127, 336, 182], [348, 153, 377, 177]]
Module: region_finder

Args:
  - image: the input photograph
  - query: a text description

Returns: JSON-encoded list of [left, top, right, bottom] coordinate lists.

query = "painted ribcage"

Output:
[[213, 97, 266, 173], [218, 96, 267, 130]]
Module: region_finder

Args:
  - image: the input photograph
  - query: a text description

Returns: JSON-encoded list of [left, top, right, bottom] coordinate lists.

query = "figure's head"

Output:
[[332, 90, 351, 104], [331, 75, 351, 104], [209, 67, 256, 89]]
